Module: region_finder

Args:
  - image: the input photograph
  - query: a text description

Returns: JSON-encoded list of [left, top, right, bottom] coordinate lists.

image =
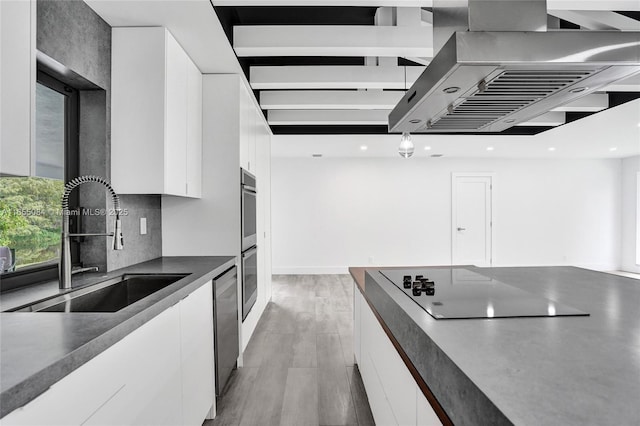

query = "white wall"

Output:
[[271, 157, 622, 273], [621, 155, 640, 273]]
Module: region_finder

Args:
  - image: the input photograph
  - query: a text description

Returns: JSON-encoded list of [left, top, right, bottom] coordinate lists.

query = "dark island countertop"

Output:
[[350, 265, 640, 426], [0, 256, 235, 418]]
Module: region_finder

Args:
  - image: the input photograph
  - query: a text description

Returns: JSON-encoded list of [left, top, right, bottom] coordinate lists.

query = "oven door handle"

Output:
[[242, 247, 258, 259]]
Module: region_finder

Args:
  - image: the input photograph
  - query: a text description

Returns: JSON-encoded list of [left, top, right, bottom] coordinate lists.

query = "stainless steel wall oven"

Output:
[[241, 169, 257, 320], [241, 170, 257, 252]]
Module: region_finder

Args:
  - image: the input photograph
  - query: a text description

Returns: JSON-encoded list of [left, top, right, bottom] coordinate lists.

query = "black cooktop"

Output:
[[379, 268, 589, 320]]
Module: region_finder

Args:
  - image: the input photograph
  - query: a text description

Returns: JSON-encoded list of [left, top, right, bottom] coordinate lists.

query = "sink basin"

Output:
[[9, 274, 188, 313]]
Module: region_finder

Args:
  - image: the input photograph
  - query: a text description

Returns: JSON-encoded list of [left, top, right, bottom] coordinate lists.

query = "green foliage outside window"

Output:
[[0, 177, 64, 269]]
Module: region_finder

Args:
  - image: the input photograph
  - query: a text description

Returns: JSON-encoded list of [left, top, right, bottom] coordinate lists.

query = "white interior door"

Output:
[[452, 174, 493, 267]]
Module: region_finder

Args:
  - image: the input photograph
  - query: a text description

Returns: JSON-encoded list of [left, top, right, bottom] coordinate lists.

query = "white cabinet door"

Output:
[[359, 294, 398, 425], [0, 0, 34, 176], [164, 33, 189, 196], [417, 387, 442, 426], [179, 281, 215, 425], [248, 108, 258, 173], [111, 27, 202, 198], [112, 27, 167, 195], [186, 59, 203, 198], [84, 304, 182, 426], [368, 305, 417, 426], [239, 85, 250, 171]]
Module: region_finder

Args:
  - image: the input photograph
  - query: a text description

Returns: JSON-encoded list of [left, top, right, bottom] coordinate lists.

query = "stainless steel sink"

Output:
[[9, 274, 188, 313]]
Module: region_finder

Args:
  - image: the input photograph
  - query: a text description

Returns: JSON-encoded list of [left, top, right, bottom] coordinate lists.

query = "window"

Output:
[[0, 70, 78, 286]]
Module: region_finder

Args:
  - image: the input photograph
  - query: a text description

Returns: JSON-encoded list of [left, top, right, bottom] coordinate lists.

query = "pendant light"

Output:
[[398, 132, 414, 158], [398, 66, 414, 158]]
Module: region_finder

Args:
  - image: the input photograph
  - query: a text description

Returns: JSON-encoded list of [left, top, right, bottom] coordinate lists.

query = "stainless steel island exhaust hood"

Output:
[[388, 0, 640, 133]]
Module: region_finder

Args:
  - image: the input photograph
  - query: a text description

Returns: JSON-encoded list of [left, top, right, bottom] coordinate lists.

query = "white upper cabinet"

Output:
[[239, 83, 259, 173], [111, 27, 202, 197], [0, 0, 35, 177], [186, 59, 203, 198]]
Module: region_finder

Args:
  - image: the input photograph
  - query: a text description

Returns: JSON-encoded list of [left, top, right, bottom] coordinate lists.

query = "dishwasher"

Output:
[[213, 266, 239, 396]]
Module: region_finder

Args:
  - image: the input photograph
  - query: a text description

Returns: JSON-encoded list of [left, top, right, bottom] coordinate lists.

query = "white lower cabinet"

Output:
[[179, 282, 215, 425], [1, 282, 215, 426], [355, 284, 442, 426], [417, 389, 442, 426]]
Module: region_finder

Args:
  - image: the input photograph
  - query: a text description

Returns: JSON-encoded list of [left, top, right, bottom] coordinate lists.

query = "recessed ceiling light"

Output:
[[312, 154, 323, 158], [360, 145, 368, 151], [443, 86, 460, 94], [431, 154, 444, 158], [548, 147, 556, 152], [486, 146, 495, 151], [504, 118, 516, 123], [424, 146, 432, 151], [570, 87, 587, 93], [609, 147, 618, 152], [409, 119, 422, 124]]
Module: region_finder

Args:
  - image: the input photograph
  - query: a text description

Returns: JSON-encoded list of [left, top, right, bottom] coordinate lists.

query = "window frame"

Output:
[[0, 70, 80, 292]]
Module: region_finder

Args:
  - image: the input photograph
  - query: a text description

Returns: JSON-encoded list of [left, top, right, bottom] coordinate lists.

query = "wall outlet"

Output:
[[140, 217, 147, 235]]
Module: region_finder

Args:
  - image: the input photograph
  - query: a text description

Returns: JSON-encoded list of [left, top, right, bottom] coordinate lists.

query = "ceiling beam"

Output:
[[268, 110, 572, 126], [549, 10, 640, 31], [261, 91, 610, 112], [214, 0, 640, 9], [550, 94, 608, 112], [233, 25, 433, 57], [602, 73, 640, 92], [260, 90, 404, 110], [251, 65, 425, 89], [516, 112, 566, 126], [268, 109, 391, 125]]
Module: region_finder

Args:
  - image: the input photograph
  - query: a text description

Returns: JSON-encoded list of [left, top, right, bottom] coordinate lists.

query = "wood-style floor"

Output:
[[205, 275, 374, 426]]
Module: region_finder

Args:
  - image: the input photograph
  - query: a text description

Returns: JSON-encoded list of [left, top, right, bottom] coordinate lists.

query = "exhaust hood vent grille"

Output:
[[429, 69, 599, 131]]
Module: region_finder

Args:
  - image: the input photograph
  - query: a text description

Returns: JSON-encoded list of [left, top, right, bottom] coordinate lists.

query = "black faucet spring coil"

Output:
[[61, 175, 121, 213]]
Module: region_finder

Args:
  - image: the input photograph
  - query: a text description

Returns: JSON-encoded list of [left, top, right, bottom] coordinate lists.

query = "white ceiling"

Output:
[[84, 0, 640, 159]]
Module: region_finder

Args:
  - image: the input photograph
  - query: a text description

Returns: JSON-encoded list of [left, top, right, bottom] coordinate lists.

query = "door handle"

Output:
[[457, 227, 466, 231]]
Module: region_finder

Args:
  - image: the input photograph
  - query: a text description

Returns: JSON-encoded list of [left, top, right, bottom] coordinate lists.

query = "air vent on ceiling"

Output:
[[312, 153, 323, 158], [431, 154, 444, 157], [428, 69, 598, 131]]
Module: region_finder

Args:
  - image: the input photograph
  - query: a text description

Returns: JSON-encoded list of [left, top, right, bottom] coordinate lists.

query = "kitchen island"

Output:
[[0, 256, 235, 421], [350, 265, 640, 426]]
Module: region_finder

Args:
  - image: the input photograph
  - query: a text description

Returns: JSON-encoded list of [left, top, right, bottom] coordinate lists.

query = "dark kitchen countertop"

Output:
[[0, 256, 235, 418], [353, 265, 640, 426]]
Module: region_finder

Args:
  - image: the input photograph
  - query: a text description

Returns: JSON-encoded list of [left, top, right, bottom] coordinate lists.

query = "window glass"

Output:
[[0, 177, 64, 270], [35, 82, 65, 180]]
